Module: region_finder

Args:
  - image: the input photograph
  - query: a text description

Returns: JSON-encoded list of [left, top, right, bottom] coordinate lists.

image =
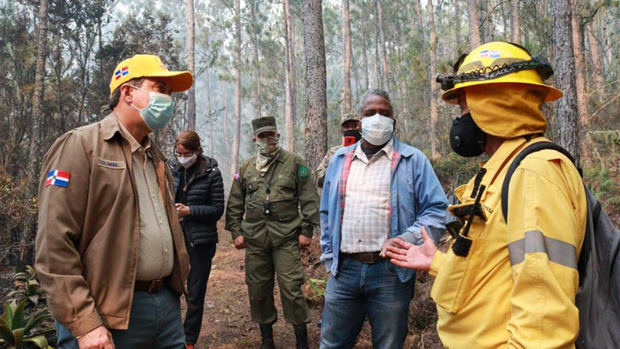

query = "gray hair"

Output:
[[359, 89, 392, 113]]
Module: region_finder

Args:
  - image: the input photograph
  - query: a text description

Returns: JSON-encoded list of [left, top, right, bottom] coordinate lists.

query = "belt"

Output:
[[134, 278, 168, 294], [342, 252, 383, 264]]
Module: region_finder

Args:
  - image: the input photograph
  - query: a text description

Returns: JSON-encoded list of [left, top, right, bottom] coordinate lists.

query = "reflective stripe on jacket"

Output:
[[429, 137, 586, 348]]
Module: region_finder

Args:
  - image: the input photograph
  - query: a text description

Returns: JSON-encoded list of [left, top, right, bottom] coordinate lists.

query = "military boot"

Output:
[[294, 324, 308, 349], [259, 324, 275, 349]]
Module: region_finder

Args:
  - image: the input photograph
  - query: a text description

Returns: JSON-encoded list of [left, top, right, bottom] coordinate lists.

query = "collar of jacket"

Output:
[[101, 113, 167, 163], [334, 137, 414, 160], [101, 113, 122, 141]]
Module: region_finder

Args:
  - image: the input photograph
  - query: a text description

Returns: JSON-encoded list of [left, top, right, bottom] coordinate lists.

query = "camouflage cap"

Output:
[[341, 113, 359, 126], [252, 116, 278, 136]]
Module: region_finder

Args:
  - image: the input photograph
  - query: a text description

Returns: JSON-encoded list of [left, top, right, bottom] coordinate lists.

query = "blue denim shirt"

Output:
[[320, 138, 448, 283]]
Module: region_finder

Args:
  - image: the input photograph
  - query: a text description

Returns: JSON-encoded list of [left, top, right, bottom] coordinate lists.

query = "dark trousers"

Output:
[[245, 237, 310, 326], [56, 286, 185, 349], [184, 242, 217, 344]]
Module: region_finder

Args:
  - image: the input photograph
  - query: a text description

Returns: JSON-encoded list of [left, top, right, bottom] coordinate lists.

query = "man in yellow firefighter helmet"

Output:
[[386, 41, 587, 348]]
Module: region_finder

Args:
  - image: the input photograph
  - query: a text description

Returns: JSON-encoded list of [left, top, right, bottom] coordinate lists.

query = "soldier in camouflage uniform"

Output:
[[314, 113, 361, 188], [225, 117, 319, 349]]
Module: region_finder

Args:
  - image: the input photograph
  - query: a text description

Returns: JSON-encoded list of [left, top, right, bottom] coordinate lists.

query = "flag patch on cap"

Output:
[[479, 50, 501, 58], [45, 169, 71, 188], [114, 66, 129, 80]]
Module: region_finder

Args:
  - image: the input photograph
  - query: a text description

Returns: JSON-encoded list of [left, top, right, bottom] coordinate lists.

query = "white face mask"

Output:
[[177, 153, 198, 169], [361, 113, 394, 145]]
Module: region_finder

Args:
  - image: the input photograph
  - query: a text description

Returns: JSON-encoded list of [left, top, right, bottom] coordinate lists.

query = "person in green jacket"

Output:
[[225, 116, 320, 349]]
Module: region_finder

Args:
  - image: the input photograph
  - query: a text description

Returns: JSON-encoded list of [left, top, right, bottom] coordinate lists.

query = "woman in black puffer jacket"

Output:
[[171, 130, 224, 348]]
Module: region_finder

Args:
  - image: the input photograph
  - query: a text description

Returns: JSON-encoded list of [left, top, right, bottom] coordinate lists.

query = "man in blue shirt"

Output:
[[319, 90, 447, 349]]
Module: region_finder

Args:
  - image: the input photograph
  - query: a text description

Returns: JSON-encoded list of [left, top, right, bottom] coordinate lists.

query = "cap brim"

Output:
[[143, 70, 194, 92], [254, 127, 278, 136], [441, 81, 563, 104], [341, 118, 359, 125]]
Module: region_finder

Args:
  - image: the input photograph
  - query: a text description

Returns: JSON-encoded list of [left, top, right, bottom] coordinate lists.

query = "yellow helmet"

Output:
[[437, 41, 562, 104]]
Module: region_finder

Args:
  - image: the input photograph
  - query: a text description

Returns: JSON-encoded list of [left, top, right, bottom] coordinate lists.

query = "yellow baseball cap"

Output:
[[109, 54, 193, 96]]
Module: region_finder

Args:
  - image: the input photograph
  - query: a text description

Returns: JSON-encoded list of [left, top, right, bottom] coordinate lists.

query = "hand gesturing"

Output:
[[385, 226, 437, 271]]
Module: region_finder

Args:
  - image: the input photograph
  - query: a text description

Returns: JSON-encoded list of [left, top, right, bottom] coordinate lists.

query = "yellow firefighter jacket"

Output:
[[430, 136, 586, 348]]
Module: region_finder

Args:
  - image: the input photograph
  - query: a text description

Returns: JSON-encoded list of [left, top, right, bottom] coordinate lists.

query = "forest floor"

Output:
[[182, 224, 443, 349]]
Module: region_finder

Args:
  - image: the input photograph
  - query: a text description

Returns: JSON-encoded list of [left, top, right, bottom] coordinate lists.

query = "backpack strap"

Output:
[[501, 141, 580, 224]]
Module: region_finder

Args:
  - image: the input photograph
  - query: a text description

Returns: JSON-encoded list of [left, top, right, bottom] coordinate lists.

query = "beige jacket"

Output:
[[35, 114, 189, 337]]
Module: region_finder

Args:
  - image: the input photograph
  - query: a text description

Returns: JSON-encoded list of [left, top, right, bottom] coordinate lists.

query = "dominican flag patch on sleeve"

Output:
[[45, 169, 71, 188]]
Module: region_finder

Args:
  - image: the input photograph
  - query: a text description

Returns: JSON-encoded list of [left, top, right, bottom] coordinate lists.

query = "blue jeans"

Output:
[[320, 256, 415, 349], [56, 286, 185, 349]]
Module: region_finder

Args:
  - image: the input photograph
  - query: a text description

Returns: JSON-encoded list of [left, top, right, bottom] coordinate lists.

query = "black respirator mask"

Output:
[[342, 129, 361, 146], [450, 113, 487, 157]]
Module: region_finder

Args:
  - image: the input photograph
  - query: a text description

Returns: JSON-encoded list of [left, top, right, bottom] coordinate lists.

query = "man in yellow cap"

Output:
[[385, 42, 587, 348], [35, 54, 193, 348]]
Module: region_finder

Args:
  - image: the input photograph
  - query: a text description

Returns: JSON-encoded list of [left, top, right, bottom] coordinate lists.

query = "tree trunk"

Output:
[[413, 0, 424, 40], [186, 0, 196, 129], [376, 0, 390, 91], [570, 0, 591, 165], [222, 94, 231, 184], [483, 0, 494, 42], [303, 0, 328, 169], [224, 95, 231, 163], [30, 0, 47, 188], [552, 0, 580, 163], [512, 0, 521, 43], [585, 20, 604, 101], [341, 0, 352, 115], [361, 33, 369, 92], [467, 0, 482, 49], [352, 47, 361, 103], [206, 69, 214, 157], [427, 0, 439, 159], [454, 0, 463, 46], [231, 0, 242, 177], [24, 0, 48, 262], [373, 27, 382, 88], [250, 0, 262, 119], [414, 0, 429, 107], [283, 0, 296, 152]]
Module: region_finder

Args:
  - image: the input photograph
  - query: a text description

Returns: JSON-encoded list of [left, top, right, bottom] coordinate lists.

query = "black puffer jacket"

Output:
[[172, 156, 224, 245]]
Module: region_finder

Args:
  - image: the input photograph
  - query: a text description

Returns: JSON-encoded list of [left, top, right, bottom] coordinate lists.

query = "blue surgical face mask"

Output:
[[129, 85, 174, 131], [361, 113, 394, 145]]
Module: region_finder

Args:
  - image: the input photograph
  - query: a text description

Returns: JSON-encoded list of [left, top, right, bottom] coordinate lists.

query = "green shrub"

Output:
[[0, 299, 53, 349], [7, 266, 45, 307], [430, 153, 481, 193], [1, 266, 55, 349]]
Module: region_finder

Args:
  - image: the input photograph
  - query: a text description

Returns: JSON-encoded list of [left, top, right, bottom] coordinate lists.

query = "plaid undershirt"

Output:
[[340, 139, 393, 253]]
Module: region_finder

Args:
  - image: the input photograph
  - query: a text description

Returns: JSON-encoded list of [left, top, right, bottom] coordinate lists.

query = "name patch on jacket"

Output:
[[45, 169, 71, 188], [96, 158, 126, 169]]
